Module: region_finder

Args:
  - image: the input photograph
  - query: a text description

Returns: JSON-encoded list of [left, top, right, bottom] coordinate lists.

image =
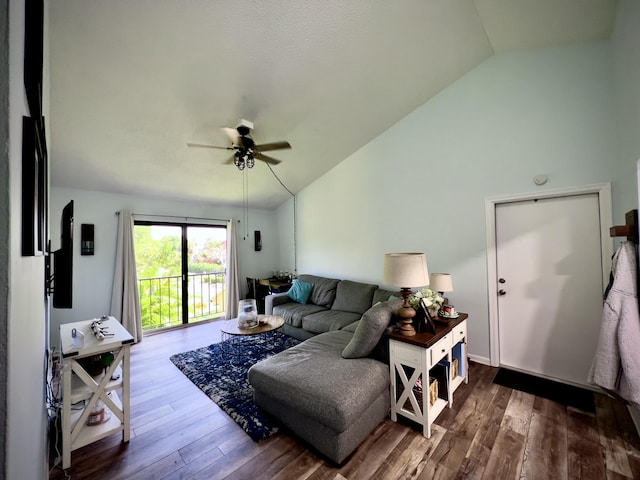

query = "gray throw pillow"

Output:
[[331, 280, 378, 314], [342, 299, 402, 359], [298, 274, 340, 308], [372, 288, 400, 305]]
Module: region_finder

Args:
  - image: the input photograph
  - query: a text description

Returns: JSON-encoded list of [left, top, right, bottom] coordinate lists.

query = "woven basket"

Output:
[[428, 377, 438, 406], [401, 377, 438, 412]]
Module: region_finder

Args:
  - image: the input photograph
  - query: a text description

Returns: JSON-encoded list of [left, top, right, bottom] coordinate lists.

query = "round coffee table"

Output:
[[220, 315, 285, 364]]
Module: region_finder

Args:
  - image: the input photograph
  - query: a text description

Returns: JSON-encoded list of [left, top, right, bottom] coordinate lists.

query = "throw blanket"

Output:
[[589, 241, 640, 408]]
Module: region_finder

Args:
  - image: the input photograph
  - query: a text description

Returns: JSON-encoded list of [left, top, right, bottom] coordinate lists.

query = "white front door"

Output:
[[495, 193, 605, 386]]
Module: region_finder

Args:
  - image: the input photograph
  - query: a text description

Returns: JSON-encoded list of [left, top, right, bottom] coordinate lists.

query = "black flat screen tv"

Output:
[[52, 200, 73, 309]]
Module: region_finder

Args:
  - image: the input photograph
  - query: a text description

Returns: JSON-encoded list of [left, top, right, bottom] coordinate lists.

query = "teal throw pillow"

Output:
[[287, 279, 313, 305]]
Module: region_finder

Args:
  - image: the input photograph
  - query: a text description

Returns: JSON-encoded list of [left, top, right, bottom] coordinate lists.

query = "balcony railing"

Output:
[[138, 271, 226, 331]]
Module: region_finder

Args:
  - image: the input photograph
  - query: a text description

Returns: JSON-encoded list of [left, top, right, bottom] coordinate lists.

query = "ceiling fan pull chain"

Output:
[[243, 168, 249, 240]]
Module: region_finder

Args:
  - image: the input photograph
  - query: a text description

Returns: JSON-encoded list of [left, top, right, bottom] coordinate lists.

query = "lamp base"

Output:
[[398, 288, 416, 336]]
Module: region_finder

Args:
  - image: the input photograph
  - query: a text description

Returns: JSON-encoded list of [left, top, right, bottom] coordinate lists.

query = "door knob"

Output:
[[498, 289, 507, 296], [498, 278, 506, 284]]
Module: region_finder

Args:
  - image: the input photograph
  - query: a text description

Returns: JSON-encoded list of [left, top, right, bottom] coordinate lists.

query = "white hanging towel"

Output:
[[588, 241, 640, 408]]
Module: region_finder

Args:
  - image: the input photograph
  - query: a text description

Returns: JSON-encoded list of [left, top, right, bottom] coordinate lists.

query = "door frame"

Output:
[[484, 183, 613, 367], [133, 215, 228, 330]]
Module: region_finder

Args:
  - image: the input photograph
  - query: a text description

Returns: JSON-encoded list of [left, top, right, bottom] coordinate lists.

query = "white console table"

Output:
[[389, 314, 468, 438], [59, 316, 134, 469]]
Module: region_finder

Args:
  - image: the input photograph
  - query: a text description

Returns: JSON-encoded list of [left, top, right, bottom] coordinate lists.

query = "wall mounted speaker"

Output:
[[81, 223, 94, 255], [254, 230, 262, 252]]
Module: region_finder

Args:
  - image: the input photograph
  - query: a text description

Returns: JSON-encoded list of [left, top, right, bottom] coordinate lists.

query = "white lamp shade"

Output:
[[383, 253, 429, 288], [430, 273, 453, 292]]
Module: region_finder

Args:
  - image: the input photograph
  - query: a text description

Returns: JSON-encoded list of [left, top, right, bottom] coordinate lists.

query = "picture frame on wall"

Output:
[[21, 116, 37, 256], [36, 119, 48, 253], [21, 116, 48, 256], [24, 0, 44, 120], [22, 0, 48, 256]]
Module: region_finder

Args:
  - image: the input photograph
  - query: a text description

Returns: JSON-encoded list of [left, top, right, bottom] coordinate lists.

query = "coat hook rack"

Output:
[[609, 209, 638, 244]]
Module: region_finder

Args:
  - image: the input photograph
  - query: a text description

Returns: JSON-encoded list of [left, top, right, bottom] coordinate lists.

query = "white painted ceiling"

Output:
[[49, 0, 617, 209]]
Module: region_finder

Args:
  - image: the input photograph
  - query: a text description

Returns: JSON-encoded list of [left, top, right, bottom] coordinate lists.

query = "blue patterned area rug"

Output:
[[170, 331, 300, 441]]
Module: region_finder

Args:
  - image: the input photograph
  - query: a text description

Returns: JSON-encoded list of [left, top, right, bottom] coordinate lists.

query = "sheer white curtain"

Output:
[[226, 219, 240, 318], [110, 210, 142, 342]]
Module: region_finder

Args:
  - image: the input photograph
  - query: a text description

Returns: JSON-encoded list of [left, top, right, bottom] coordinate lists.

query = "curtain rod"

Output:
[[114, 211, 236, 222]]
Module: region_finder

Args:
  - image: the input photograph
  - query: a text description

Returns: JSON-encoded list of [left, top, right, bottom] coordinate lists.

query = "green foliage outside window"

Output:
[[134, 225, 226, 330]]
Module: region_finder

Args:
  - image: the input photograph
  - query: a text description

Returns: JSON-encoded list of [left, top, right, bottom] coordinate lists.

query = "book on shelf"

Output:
[[431, 362, 449, 400], [452, 342, 466, 377]]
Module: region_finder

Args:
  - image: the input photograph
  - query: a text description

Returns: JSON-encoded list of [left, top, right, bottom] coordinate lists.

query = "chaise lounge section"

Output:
[[248, 330, 390, 464], [249, 280, 402, 464]]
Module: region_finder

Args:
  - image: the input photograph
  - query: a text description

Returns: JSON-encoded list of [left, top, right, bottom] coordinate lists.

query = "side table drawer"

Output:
[[430, 333, 451, 366], [391, 340, 423, 366], [452, 320, 467, 345]]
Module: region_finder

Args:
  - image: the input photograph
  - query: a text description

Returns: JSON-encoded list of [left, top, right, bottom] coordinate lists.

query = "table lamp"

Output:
[[383, 253, 429, 336], [429, 273, 453, 302]]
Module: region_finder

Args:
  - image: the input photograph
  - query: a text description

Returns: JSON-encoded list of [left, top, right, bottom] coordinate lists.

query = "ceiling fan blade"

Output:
[[222, 154, 236, 165], [222, 127, 240, 145], [254, 152, 282, 165], [187, 142, 234, 150], [255, 141, 291, 152]]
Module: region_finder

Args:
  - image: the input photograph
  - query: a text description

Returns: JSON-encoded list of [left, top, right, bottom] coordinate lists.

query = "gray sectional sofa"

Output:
[[265, 274, 397, 341], [248, 274, 401, 464]]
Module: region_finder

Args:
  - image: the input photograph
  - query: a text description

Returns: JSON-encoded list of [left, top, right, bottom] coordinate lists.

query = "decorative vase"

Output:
[[238, 299, 258, 328]]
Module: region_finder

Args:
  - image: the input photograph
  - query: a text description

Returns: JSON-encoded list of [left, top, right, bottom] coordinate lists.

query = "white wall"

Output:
[[7, 1, 50, 479], [276, 195, 296, 274], [285, 41, 617, 362], [612, 0, 640, 220], [612, 0, 640, 433], [49, 187, 282, 340]]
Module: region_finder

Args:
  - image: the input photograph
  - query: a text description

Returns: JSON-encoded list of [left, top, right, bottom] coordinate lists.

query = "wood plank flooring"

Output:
[[49, 319, 640, 480]]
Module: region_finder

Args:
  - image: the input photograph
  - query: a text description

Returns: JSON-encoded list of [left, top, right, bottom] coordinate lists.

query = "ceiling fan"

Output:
[[187, 119, 291, 170]]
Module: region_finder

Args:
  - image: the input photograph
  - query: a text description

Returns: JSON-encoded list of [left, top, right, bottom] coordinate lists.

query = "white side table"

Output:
[[60, 316, 134, 469], [389, 314, 468, 438]]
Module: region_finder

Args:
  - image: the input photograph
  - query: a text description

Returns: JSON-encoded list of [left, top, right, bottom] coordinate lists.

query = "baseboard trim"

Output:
[[468, 354, 491, 366]]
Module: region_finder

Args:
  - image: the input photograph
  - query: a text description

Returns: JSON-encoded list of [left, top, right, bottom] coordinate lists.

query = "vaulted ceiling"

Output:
[[49, 0, 617, 209]]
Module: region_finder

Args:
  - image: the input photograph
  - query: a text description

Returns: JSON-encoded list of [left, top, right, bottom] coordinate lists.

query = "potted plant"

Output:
[[409, 288, 444, 317]]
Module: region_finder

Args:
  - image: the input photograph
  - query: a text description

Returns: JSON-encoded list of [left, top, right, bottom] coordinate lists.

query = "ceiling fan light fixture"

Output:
[[233, 147, 256, 170], [245, 148, 255, 169], [234, 151, 245, 170]]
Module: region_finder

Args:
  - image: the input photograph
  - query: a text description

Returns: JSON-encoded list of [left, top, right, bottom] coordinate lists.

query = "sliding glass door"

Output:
[[186, 226, 227, 323], [134, 222, 227, 331]]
